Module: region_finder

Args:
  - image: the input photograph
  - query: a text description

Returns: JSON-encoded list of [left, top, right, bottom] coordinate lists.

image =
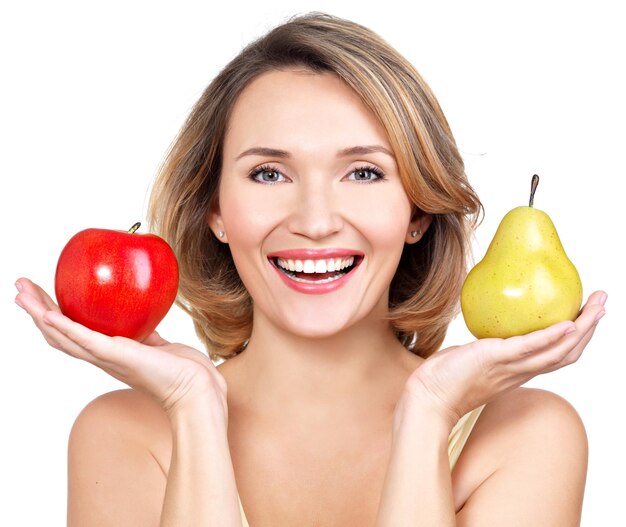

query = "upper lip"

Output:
[[267, 248, 364, 259]]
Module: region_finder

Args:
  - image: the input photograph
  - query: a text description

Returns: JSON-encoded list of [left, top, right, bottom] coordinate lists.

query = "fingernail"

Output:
[[594, 309, 606, 324], [600, 293, 608, 306], [15, 281, 23, 292], [15, 297, 25, 310], [565, 325, 577, 335]]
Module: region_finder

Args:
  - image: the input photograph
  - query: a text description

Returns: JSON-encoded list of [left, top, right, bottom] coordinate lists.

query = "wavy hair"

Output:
[[148, 12, 482, 361]]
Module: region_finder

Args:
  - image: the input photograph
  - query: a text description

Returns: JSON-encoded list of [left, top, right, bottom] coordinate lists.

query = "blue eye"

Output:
[[248, 164, 386, 184], [347, 165, 385, 183], [248, 165, 286, 184]]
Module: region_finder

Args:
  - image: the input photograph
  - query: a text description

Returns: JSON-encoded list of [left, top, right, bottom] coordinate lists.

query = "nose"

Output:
[[286, 178, 344, 240]]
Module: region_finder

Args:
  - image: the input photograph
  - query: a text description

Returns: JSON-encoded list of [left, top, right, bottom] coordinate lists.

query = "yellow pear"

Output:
[[461, 175, 582, 338]]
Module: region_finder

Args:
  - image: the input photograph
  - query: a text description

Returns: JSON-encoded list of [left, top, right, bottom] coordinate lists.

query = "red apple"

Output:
[[54, 222, 179, 341]]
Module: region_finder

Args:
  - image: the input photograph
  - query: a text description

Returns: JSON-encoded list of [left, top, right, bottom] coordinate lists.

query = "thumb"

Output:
[[142, 331, 170, 347]]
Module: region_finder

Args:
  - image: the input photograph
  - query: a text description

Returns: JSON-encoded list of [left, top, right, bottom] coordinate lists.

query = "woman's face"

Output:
[[212, 68, 425, 338]]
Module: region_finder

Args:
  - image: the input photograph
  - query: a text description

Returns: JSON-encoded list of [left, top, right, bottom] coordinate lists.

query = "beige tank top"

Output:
[[237, 404, 485, 526]]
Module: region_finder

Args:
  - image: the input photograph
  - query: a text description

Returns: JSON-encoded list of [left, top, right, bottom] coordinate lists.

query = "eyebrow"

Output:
[[235, 145, 395, 160]]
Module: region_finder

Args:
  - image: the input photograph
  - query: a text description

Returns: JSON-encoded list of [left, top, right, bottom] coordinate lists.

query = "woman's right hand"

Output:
[[14, 277, 228, 422]]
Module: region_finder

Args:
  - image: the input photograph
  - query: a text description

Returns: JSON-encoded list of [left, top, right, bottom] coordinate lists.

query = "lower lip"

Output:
[[270, 259, 362, 295]]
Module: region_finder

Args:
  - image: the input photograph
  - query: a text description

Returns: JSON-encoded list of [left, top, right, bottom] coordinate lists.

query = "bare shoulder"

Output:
[[70, 389, 172, 467], [68, 389, 172, 526], [71, 388, 171, 445], [453, 387, 588, 525], [471, 386, 587, 446]]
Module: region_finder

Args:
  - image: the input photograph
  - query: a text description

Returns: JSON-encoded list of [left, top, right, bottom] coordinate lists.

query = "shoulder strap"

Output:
[[448, 404, 486, 470]]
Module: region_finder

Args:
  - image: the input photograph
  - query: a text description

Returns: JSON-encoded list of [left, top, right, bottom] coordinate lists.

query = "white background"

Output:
[[1, 0, 623, 524]]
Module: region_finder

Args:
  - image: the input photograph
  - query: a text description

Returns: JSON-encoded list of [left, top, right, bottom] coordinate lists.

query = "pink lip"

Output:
[[267, 248, 364, 259], [270, 257, 362, 295], [267, 248, 364, 295]]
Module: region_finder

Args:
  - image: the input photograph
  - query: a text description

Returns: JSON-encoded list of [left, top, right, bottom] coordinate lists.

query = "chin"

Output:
[[274, 308, 358, 339], [281, 301, 389, 340]]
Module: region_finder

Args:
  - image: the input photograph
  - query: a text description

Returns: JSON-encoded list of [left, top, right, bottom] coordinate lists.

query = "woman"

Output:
[[15, 13, 605, 526]]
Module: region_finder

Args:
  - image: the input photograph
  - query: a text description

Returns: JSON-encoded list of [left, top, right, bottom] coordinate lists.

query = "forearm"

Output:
[[376, 394, 456, 527], [161, 402, 242, 527]]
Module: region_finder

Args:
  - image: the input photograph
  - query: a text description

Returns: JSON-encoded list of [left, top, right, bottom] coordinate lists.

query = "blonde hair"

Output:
[[148, 12, 482, 361]]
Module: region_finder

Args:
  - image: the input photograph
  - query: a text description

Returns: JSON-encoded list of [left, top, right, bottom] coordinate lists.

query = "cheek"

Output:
[[217, 185, 279, 283], [349, 187, 413, 245], [350, 189, 413, 292], [220, 181, 283, 234]]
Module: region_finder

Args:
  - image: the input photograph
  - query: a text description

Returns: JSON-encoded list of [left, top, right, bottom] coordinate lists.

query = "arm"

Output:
[[161, 401, 243, 527], [376, 291, 604, 526], [68, 391, 171, 526], [377, 389, 587, 526], [16, 278, 243, 526], [376, 395, 456, 526], [67, 390, 243, 527], [455, 388, 587, 526]]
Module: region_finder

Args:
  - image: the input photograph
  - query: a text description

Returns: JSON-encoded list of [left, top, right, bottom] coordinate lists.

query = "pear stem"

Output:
[[529, 174, 539, 207], [128, 222, 141, 234]]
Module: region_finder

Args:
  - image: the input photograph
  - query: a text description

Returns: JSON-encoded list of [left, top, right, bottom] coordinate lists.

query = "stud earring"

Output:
[[410, 228, 422, 238], [218, 230, 225, 238]]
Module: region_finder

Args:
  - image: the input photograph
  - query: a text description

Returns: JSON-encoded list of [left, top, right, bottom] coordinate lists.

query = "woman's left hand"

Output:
[[400, 290, 607, 427]]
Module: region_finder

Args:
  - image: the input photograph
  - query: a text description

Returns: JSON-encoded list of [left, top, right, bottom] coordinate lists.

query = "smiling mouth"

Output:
[[270, 256, 363, 284]]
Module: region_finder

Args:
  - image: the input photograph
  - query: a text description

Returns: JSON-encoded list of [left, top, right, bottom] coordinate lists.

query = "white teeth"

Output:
[[275, 256, 356, 274], [286, 272, 346, 284]]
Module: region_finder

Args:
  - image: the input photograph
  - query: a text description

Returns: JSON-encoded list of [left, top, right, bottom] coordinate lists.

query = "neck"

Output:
[[229, 305, 420, 426]]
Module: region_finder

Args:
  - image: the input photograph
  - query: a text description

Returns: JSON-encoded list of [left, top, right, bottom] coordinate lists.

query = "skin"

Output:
[[15, 69, 606, 526]]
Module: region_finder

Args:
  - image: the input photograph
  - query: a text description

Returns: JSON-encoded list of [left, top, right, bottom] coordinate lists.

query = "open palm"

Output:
[[402, 290, 606, 426], [15, 277, 228, 420]]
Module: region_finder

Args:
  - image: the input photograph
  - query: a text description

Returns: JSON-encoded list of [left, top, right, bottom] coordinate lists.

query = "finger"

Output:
[[43, 310, 119, 364], [579, 290, 608, 312], [497, 319, 576, 361], [16, 287, 52, 316], [542, 304, 606, 373], [514, 302, 605, 374], [15, 278, 60, 312], [17, 281, 146, 368], [543, 319, 598, 373], [40, 310, 147, 388], [42, 310, 161, 378], [16, 289, 86, 355], [501, 292, 605, 363]]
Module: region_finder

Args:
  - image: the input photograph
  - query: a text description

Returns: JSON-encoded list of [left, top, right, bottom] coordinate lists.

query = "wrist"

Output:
[[166, 393, 228, 433], [393, 390, 457, 437]]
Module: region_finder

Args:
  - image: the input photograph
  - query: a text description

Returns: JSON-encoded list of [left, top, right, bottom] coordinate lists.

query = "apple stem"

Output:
[[128, 222, 141, 234], [529, 174, 539, 207]]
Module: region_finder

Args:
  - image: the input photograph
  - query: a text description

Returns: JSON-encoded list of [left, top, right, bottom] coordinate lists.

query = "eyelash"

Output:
[[247, 164, 386, 185]]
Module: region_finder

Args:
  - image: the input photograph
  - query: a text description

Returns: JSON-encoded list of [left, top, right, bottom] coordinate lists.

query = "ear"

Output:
[[405, 210, 433, 244], [207, 197, 228, 243]]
